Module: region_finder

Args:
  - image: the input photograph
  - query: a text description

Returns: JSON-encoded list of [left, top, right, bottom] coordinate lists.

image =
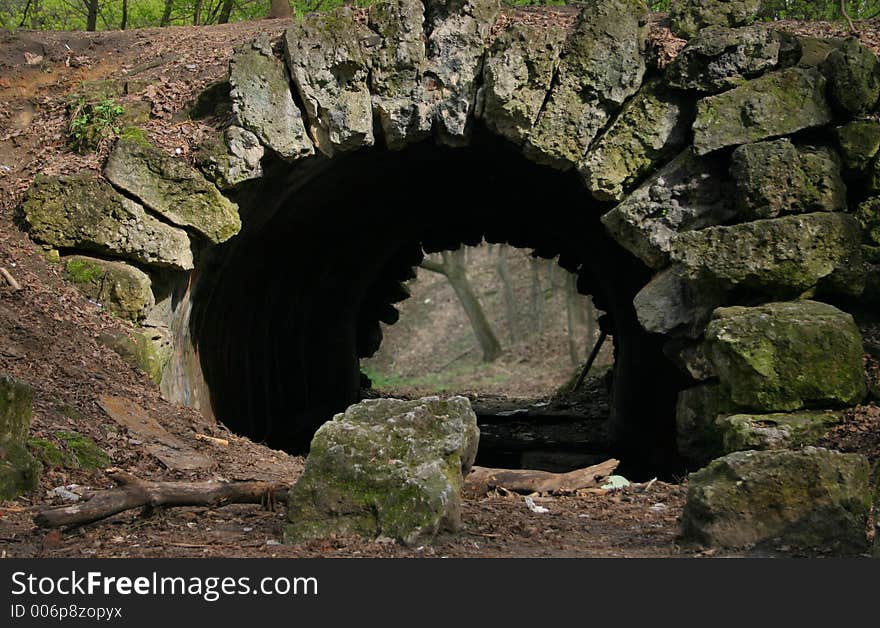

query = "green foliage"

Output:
[[67, 98, 124, 154]]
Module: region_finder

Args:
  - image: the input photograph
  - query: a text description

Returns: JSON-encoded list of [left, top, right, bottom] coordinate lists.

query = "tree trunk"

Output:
[[420, 250, 502, 363], [496, 245, 518, 344], [119, 0, 127, 30], [565, 273, 580, 366], [529, 256, 544, 335], [85, 0, 99, 31], [268, 0, 293, 18], [218, 0, 235, 23], [193, 0, 203, 25], [160, 0, 173, 26]]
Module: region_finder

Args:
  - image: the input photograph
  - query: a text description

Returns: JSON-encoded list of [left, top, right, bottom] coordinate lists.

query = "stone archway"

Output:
[[20, 0, 879, 473]]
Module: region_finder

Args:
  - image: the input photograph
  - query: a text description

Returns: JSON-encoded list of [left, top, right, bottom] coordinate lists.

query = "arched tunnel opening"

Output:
[[189, 129, 689, 479]]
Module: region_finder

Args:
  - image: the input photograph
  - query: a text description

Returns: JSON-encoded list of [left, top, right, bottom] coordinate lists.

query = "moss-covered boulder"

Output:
[[580, 79, 692, 202], [668, 0, 762, 40], [195, 126, 264, 189], [64, 255, 154, 322], [602, 149, 736, 269], [692, 68, 833, 155], [22, 174, 193, 271], [284, 7, 375, 156], [665, 25, 800, 93], [0, 375, 41, 500], [669, 212, 864, 297], [820, 37, 880, 117], [675, 382, 733, 464], [835, 120, 880, 172], [524, 0, 648, 169], [229, 35, 313, 162], [104, 137, 240, 244], [682, 447, 871, 553], [477, 21, 567, 147], [368, 0, 431, 150], [717, 410, 843, 454], [730, 139, 846, 219], [423, 0, 500, 146], [704, 301, 866, 412], [855, 197, 880, 246], [284, 396, 479, 546]]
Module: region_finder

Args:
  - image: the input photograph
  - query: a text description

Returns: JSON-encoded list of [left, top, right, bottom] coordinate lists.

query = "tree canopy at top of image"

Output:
[[1, 0, 879, 36]]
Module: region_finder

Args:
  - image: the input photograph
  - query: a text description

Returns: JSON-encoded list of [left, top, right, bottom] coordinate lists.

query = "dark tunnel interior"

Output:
[[188, 129, 690, 476]]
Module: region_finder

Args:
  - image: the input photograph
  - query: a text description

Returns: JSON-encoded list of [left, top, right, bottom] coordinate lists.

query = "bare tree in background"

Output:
[[421, 249, 502, 363], [495, 244, 519, 344], [119, 0, 127, 29], [219, 0, 235, 23], [84, 0, 98, 30], [528, 256, 544, 335], [160, 0, 173, 26]]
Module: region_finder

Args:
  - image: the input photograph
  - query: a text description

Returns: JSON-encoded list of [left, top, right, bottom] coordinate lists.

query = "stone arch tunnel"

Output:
[[19, 0, 880, 475]]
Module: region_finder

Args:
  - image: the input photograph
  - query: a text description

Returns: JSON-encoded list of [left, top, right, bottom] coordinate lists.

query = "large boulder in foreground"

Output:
[[704, 301, 866, 412], [284, 396, 479, 546], [682, 447, 871, 554], [0, 375, 41, 500], [820, 37, 880, 117]]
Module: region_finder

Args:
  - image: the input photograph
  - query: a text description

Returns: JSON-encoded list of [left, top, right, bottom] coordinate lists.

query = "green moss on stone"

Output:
[[55, 431, 110, 469], [27, 437, 78, 468], [704, 300, 867, 412]]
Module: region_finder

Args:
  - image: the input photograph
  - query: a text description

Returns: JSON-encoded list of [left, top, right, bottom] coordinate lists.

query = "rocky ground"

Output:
[[2, 11, 880, 558]]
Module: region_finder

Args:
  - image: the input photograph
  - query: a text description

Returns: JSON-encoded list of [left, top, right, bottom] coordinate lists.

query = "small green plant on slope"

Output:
[[67, 98, 124, 154]]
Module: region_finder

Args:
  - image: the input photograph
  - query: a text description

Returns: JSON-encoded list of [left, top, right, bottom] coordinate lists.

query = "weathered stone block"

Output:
[[229, 34, 314, 161], [602, 148, 737, 269], [669, 0, 762, 39], [195, 126, 264, 190], [105, 137, 241, 244], [855, 196, 880, 246], [285, 396, 479, 546], [524, 0, 648, 169], [634, 265, 725, 337], [704, 301, 866, 412], [730, 139, 846, 219], [368, 0, 431, 150], [22, 174, 193, 271], [580, 79, 692, 202], [692, 68, 833, 155], [284, 7, 375, 156], [682, 447, 871, 554], [835, 120, 880, 172], [477, 21, 567, 146], [820, 37, 880, 117], [64, 256, 154, 323], [666, 25, 800, 93], [423, 0, 500, 146], [669, 213, 864, 297], [717, 410, 843, 453]]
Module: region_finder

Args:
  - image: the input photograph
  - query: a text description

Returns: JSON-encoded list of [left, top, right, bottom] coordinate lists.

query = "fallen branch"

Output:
[[35, 468, 290, 529], [464, 459, 619, 496], [0, 267, 21, 291]]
